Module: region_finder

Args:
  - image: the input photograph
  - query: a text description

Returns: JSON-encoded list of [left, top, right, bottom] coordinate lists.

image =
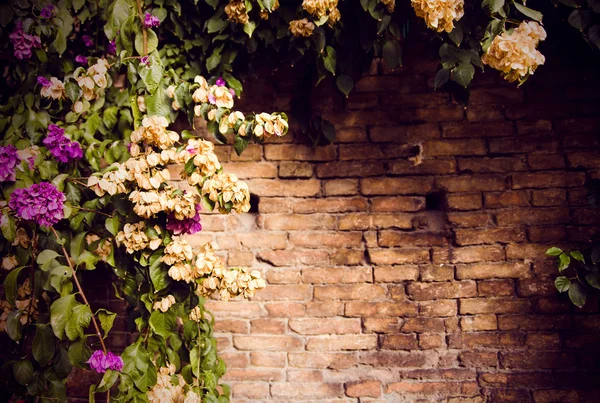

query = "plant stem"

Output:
[[135, 0, 148, 55], [50, 227, 107, 353]]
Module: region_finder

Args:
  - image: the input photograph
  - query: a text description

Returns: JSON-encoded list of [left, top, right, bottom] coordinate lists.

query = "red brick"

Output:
[[448, 212, 494, 227], [286, 369, 323, 382], [407, 281, 477, 300], [236, 233, 287, 249], [206, 301, 262, 318], [459, 299, 531, 314], [233, 335, 304, 351], [484, 191, 530, 208], [264, 144, 337, 161], [336, 127, 368, 142], [251, 284, 312, 301], [379, 231, 448, 247], [339, 213, 414, 230], [460, 314, 498, 331], [289, 318, 361, 335], [316, 161, 385, 178], [271, 383, 343, 399], [516, 119, 552, 136], [488, 136, 560, 154], [290, 231, 363, 248], [496, 208, 570, 226], [419, 300, 458, 317], [330, 249, 364, 265], [247, 179, 321, 196], [401, 318, 445, 333], [214, 319, 250, 334], [455, 228, 526, 245], [306, 301, 344, 317], [459, 351, 498, 368], [419, 334, 445, 349], [434, 245, 505, 264], [380, 334, 419, 350], [278, 161, 314, 178], [251, 318, 286, 334], [345, 302, 418, 317], [264, 302, 306, 317], [302, 267, 372, 284], [370, 196, 426, 212], [361, 177, 434, 195], [222, 368, 284, 382], [531, 189, 568, 206], [233, 383, 269, 399], [436, 175, 507, 192], [387, 158, 458, 175], [374, 266, 420, 282], [314, 284, 386, 300], [369, 123, 441, 142], [250, 352, 286, 367], [221, 162, 277, 179], [420, 265, 454, 281], [423, 139, 487, 156], [512, 172, 586, 189], [307, 335, 378, 351], [257, 250, 329, 267], [368, 248, 430, 265], [258, 197, 293, 213], [447, 193, 482, 211], [458, 157, 527, 173], [288, 352, 357, 369], [261, 214, 336, 230], [363, 318, 401, 333], [442, 121, 514, 138], [324, 179, 359, 196], [456, 262, 531, 279], [345, 380, 382, 397]]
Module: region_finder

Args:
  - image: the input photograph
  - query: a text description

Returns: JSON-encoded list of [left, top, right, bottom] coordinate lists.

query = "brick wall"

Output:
[[80, 41, 600, 402]]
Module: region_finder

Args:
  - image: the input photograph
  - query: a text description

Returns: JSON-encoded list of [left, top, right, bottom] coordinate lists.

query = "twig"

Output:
[[50, 227, 107, 353], [135, 0, 148, 55]]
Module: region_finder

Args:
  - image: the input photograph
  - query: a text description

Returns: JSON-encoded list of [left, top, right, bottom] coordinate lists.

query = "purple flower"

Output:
[[0, 146, 20, 183], [108, 40, 116, 55], [82, 35, 93, 47], [75, 55, 88, 65], [140, 56, 149, 66], [37, 76, 52, 87], [43, 124, 83, 163], [9, 21, 42, 60], [229, 88, 236, 97], [9, 182, 65, 227], [105, 352, 124, 371], [215, 77, 226, 87], [166, 204, 202, 235], [40, 4, 55, 19], [87, 350, 123, 373], [144, 13, 160, 28]]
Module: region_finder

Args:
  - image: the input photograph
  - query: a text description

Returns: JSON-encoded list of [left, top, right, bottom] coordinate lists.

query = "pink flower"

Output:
[[40, 4, 55, 19], [144, 13, 160, 28], [215, 77, 226, 87], [37, 76, 52, 87], [75, 55, 88, 65], [87, 350, 124, 373], [229, 88, 236, 97], [82, 35, 93, 47], [10, 21, 42, 60], [108, 40, 116, 54], [140, 56, 149, 66]]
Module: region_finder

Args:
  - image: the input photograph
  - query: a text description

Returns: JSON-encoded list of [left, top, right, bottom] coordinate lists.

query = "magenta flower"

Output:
[[215, 77, 226, 87], [40, 4, 55, 19], [9, 21, 42, 60], [75, 55, 88, 65], [82, 35, 93, 47], [140, 56, 149, 66], [9, 182, 65, 227], [144, 13, 160, 28], [0, 146, 20, 182], [108, 40, 116, 55], [87, 350, 123, 373], [37, 76, 52, 87], [166, 204, 202, 235], [43, 124, 83, 163]]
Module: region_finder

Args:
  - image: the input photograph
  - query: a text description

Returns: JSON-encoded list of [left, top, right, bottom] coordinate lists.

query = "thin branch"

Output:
[[50, 227, 108, 353], [135, 0, 148, 55]]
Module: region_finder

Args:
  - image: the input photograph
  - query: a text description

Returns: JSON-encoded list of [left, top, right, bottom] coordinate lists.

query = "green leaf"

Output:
[[65, 182, 82, 204], [73, 0, 85, 11], [514, 3, 543, 22], [323, 46, 337, 75], [452, 63, 475, 88], [570, 250, 585, 263], [322, 119, 336, 143], [97, 369, 119, 392], [77, 251, 99, 270], [233, 135, 249, 156], [434, 68, 451, 89], [149, 310, 176, 339], [184, 157, 196, 175], [545, 247, 563, 256], [206, 52, 221, 71], [1, 212, 16, 242], [104, 107, 119, 130], [97, 309, 117, 338], [448, 25, 463, 46], [554, 276, 571, 292], [383, 40, 402, 70], [243, 21, 257, 37], [13, 360, 33, 386], [207, 18, 228, 33], [558, 253, 571, 272], [589, 25, 600, 50], [53, 348, 73, 378], [50, 294, 77, 340], [105, 0, 133, 39], [146, 84, 171, 118], [481, 0, 505, 13], [49, 265, 72, 293], [139, 63, 164, 94], [105, 216, 119, 236], [33, 325, 56, 366], [37, 249, 59, 271], [3, 266, 26, 305], [70, 232, 87, 262], [135, 29, 158, 55], [68, 337, 92, 368], [568, 282, 587, 308], [568, 9, 593, 31], [336, 75, 353, 97], [51, 27, 67, 55], [65, 80, 82, 102], [65, 304, 92, 341], [6, 310, 22, 341]]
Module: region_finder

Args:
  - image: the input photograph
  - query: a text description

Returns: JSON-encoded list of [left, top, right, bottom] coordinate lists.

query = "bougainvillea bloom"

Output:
[[9, 21, 42, 60], [108, 40, 116, 54], [9, 182, 65, 227], [37, 76, 52, 87], [144, 13, 160, 28], [40, 4, 55, 19], [87, 350, 124, 373], [140, 56, 149, 66], [75, 55, 88, 65], [82, 35, 93, 47], [215, 77, 226, 87], [167, 204, 202, 235], [0, 145, 20, 182], [43, 124, 83, 163]]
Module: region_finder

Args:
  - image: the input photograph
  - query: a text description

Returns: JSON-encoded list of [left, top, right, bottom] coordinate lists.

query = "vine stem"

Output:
[[50, 227, 107, 354], [135, 0, 148, 55]]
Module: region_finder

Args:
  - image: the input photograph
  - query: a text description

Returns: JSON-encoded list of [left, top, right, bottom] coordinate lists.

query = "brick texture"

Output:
[[77, 46, 600, 402]]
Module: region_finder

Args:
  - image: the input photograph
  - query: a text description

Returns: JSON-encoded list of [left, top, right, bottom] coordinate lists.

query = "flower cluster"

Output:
[[39, 77, 65, 100], [382, 0, 396, 12], [86, 234, 112, 262], [115, 222, 162, 253], [43, 124, 83, 163], [87, 350, 124, 374], [302, 0, 341, 26], [144, 13, 161, 28], [130, 116, 179, 150], [482, 21, 547, 83], [40, 4, 55, 19], [167, 203, 202, 235], [289, 19, 315, 37], [2, 255, 18, 270], [9, 182, 65, 227], [224, 0, 249, 24], [153, 295, 176, 312], [148, 365, 189, 403], [10, 21, 41, 60], [202, 172, 251, 214], [244, 112, 289, 139], [75, 59, 110, 105], [181, 139, 222, 186], [82, 35, 94, 47], [0, 145, 20, 182], [87, 164, 129, 196], [411, 0, 464, 33], [162, 237, 194, 265]]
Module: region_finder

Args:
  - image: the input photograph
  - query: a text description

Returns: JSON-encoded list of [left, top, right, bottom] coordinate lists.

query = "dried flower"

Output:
[[115, 222, 150, 253], [201, 172, 251, 214], [289, 19, 315, 37], [0, 145, 20, 182], [40, 77, 65, 100], [2, 255, 18, 271], [382, 0, 395, 12], [225, 0, 249, 24], [482, 21, 546, 83], [153, 295, 176, 312], [9, 182, 65, 227], [162, 237, 194, 265], [411, 0, 464, 33], [208, 85, 234, 109]]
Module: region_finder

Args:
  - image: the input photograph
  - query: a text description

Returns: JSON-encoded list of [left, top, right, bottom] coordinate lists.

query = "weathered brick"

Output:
[[477, 280, 516, 297], [222, 368, 284, 382], [459, 299, 531, 314], [324, 179, 359, 196], [233, 335, 304, 351], [458, 157, 528, 173], [278, 162, 314, 178], [233, 383, 270, 399], [512, 172, 586, 189], [236, 233, 287, 249], [306, 301, 345, 317], [289, 318, 361, 335], [460, 314, 498, 331], [369, 123, 441, 142], [379, 231, 448, 247], [456, 262, 531, 279], [423, 139, 487, 156], [420, 266, 454, 281], [345, 380, 382, 397], [455, 228, 526, 245], [250, 352, 286, 367], [401, 318, 445, 333], [448, 212, 494, 227], [264, 302, 306, 317], [307, 335, 378, 351], [247, 179, 321, 196], [447, 193, 483, 211], [363, 317, 401, 333], [288, 352, 357, 369], [222, 162, 277, 178], [271, 383, 343, 399], [361, 177, 434, 195], [484, 191, 530, 208], [262, 214, 336, 230], [496, 208, 570, 226], [374, 266, 420, 282], [293, 197, 368, 213], [345, 302, 418, 317], [436, 175, 507, 192], [302, 267, 372, 284], [314, 284, 387, 300], [316, 161, 385, 178], [368, 248, 431, 265], [419, 334, 445, 349], [257, 250, 329, 267], [407, 281, 477, 300], [387, 158, 457, 175], [460, 351, 498, 368], [380, 334, 419, 350], [442, 121, 514, 138], [264, 144, 337, 161], [339, 213, 414, 230], [531, 189, 568, 206], [434, 245, 505, 264]]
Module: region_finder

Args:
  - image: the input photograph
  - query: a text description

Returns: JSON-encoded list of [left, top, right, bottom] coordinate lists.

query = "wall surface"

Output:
[[76, 42, 600, 402]]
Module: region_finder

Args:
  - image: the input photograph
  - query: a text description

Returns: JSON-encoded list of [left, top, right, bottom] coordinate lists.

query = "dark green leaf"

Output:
[[452, 62, 475, 88], [243, 21, 257, 37], [68, 337, 92, 368], [322, 119, 336, 143], [434, 68, 451, 89], [554, 276, 571, 292], [514, 3, 543, 22], [105, 0, 133, 39], [569, 9, 593, 31], [105, 215, 120, 236], [336, 75, 353, 97], [149, 310, 176, 339], [570, 250, 585, 263], [1, 212, 16, 242], [448, 25, 463, 46], [139, 63, 164, 94], [13, 360, 33, 386], [207, 18, 228, 33], [70, 232, 87, 262], [558, 253, 571, 272], [323, 46, 337, 75], [382, 40, 402, 70], [65, 80, 82, 102], [233, 135, 249, 156], [50, 294, 77, 339], [65, 182, 82, 204], [6, 310, 22, 341], [3, 266, 26, 305], [33, 324, 56, 366], [568, 282, 587, 308], [97, 369, 119, 392], [589, 25, 600, 50], [482, 0, 505, 13], [37, 249, 59, 271], [97, 309, 117, 338], [149, 263, 171, 292], [53, 348, 73, 378], [586, 272, 600, 289]]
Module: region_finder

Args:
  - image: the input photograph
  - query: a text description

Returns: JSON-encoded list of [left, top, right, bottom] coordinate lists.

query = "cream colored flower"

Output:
[[482, 21, 546, 83], [189, 306, 203, 322], [73, 101, 84, 113], [2, 255, 18, 271], [168, 262, 194, 283], [184, 391, 202, 403], [86, 234, 112, 262], [166, 85, 176, 99], [201, 172, 251, 213], [209, 85, 234, 109], [137, 95, 147, 112], [153, 295, 176, 312], [290, 19, 315, 37], [115, 222, 149, 254], [225, 0, 249, 24], [411, 0, 464, 33], [162, 237, 194, 265], [179, 139, 222, 184], [40, 77, 65, 100], [253, 113, 289, 139], [87, 164, 129, 196], [148, 366, 186, 403]]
